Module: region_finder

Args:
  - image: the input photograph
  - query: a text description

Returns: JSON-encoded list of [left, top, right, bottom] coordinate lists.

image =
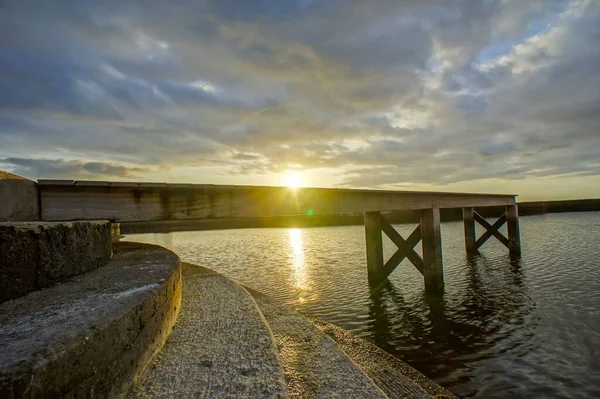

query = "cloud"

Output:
[[0, 158, 151, 180], [0, 0, 599, 193]]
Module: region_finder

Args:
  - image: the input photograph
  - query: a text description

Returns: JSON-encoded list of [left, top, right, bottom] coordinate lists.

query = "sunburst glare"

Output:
[[283, 172, 304, 188]]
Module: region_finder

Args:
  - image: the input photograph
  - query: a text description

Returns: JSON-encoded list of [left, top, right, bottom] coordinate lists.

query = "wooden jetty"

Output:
[[37, 180, 520, 294]]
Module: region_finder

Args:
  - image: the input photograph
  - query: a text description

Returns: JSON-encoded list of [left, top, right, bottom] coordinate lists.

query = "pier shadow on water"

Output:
[[367, 253, 537, 395]]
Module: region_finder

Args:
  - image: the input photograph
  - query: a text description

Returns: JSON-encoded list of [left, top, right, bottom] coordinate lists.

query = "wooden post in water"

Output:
[[420, 208, 444, 293], [462, 207, 476, 255], [364, 211, 384, 284], [506, 205, 521, 256]]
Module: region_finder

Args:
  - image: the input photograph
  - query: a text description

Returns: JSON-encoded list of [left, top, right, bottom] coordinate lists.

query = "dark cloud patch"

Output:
[[480, 140, 517, 157], [210, 0, 326, 22], [0, 158, 151, 180]]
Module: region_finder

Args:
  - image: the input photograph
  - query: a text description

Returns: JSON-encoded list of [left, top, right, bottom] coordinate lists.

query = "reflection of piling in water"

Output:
[[367, 254, 533, 381]]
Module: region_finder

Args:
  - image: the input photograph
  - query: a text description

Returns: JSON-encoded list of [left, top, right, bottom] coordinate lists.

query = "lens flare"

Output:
[[283, 172, 304, 188]]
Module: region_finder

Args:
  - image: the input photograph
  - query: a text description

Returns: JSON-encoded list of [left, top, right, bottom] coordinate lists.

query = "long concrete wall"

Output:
[[38, 180, 515, 222]]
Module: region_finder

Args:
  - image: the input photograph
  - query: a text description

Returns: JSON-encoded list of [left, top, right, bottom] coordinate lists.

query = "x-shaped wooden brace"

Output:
[[474, 211, 509, 249], [379, 217, 424, 279]]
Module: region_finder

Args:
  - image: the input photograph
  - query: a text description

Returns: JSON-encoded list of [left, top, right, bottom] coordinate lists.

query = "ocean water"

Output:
[[125, 212, 600, 398]]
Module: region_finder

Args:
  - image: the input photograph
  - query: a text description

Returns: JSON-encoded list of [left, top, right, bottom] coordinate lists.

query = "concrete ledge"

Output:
[[0, 221, 111, 303], [0, 242, 181, 398], [0, 173, 39, 222]]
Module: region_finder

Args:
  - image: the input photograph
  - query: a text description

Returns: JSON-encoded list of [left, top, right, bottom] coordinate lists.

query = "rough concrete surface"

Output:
[[246, 288, 389, 399], [0, 242, 181, 399], [311, 318, 457, 399], [0, 172, 39, 222], [131, 263, 288, 399], [0, 221, 112, 303]]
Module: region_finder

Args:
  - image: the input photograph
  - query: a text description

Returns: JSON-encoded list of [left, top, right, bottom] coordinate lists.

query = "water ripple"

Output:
[[126, 212, 600, 398]]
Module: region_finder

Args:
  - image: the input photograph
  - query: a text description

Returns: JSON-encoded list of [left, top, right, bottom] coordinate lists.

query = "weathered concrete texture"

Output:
[[38, 179, 515, 222], [131, 263, 288, 399], [246, 288, 389, 399], [0, 172, 39, 222], [310, 318, 458, 399], [0, 242, 181, 399], [0, 221, 112, 303]]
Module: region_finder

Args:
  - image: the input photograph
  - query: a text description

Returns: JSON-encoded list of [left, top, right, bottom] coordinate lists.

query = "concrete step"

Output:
[[311, 318, 457, 399], [0, 221, 111, 303], [0, 242, 181, 398], [130, 263, 288, 398], [246, 289, 389, 399]]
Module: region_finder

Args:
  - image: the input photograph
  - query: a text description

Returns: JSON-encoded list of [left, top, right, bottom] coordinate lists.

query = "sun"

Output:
[[283, 172, 304, 188]]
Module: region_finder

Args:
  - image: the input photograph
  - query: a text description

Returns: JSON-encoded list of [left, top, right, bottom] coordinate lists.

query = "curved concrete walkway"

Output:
[[1, 235, 455, 398], [131, 264, 288, 398]]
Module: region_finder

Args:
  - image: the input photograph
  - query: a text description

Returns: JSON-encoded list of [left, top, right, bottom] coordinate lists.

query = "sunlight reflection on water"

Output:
[[289, 228, 311, 303], [126, 212, 600, 398]]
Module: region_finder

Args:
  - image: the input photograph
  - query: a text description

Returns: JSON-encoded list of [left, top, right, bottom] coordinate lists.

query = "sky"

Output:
[[1, 0, 599, 201]]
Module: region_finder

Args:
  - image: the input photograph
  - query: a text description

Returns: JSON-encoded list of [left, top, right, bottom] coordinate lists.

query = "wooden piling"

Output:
[[420, 208, 444, 293], [506, 205, 521, 256], [462, 207, 476, 255], [364, 211, 384, 283]]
